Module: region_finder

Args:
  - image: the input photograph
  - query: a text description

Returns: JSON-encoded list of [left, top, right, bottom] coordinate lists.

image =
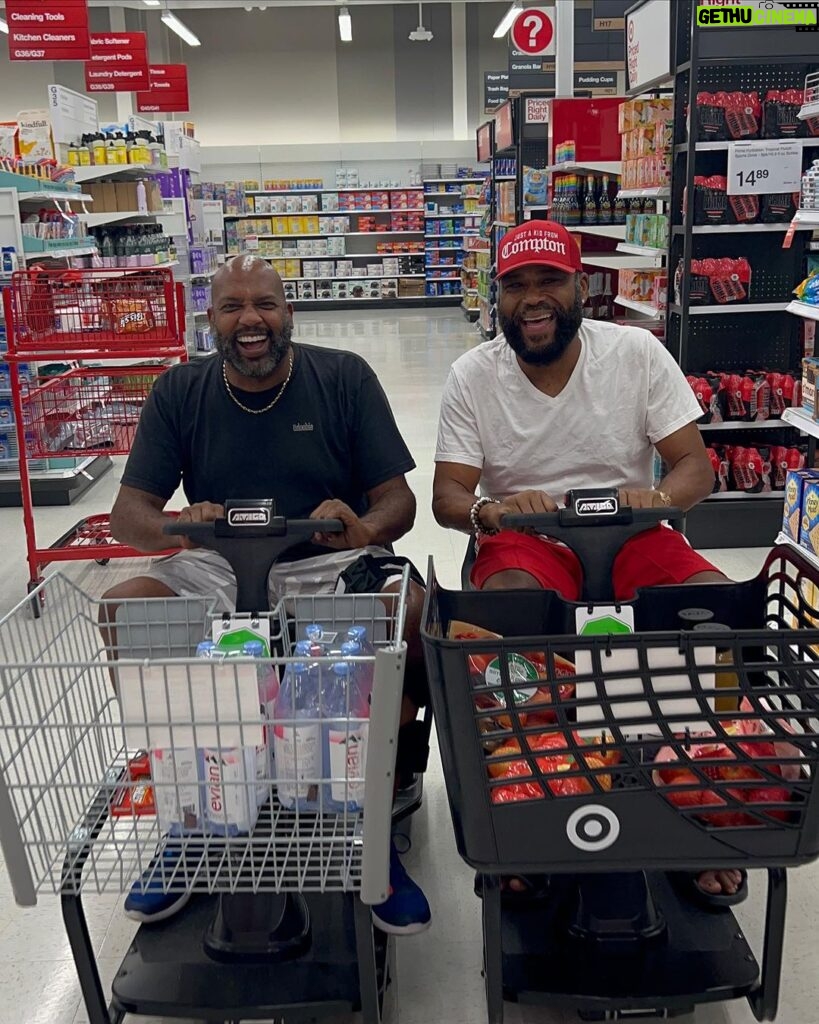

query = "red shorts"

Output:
[[471, 525, 720, 601]]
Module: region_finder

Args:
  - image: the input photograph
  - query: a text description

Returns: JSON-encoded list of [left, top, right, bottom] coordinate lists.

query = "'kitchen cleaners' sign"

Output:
[[6, 0, 91, 61]]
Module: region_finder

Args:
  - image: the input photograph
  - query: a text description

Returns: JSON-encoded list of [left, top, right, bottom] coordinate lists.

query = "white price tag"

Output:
[[727, 140, 802, 196]]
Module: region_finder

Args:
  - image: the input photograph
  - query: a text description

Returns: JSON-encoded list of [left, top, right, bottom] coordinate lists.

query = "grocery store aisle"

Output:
[[0, 307, 805, 1024]]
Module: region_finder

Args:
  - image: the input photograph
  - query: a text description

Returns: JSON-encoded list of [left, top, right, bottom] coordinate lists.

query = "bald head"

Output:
[[212, 255, 286, 306]]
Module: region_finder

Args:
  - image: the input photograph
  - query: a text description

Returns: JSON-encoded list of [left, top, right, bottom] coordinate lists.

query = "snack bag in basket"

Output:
[[107, 298, 155, 334], [447, 620, 575, 732]]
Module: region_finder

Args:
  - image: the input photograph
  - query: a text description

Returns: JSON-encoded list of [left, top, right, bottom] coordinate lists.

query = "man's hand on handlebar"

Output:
[[481, 490, 559, 534], [173, 502, 225, 549], [618, 488, 669, 510], [310, 499, 375, 550]]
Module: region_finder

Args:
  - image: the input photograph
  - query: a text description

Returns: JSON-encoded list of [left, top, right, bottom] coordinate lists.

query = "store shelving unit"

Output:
[[423, 175, 488, 305], [787, 300, 819, 322], [225, 184, 431, 309], [667, 0, 819, 548]]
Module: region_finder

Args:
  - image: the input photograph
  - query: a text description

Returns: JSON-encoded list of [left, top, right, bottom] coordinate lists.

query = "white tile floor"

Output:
[[0, 307, 812, 1024]]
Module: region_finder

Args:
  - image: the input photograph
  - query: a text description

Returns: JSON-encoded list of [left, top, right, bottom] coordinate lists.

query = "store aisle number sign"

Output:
[[136, 64, 190, 114], [727, 140, 802, 195], [7, 0, 91, 61], [511, 7, 556, 56], [84, 32, 150, 93]]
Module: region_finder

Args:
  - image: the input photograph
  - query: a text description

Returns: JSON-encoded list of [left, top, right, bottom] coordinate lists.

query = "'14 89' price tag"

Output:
[[727, 140, 802, 196]]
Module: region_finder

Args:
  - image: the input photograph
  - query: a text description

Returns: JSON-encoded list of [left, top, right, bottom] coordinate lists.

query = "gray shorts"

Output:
[[145, 545, 397, 611]]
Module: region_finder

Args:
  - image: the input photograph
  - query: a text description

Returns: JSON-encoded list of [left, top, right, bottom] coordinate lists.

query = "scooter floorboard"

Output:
[[499, 872, 759, 1016], [111, 891, 390, 1021]]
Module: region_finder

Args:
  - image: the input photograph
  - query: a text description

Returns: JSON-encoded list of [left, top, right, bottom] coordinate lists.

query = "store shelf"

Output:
[[786, 300, 819, 321], [246, 186, 420, 195], [0, 455, 112, 508], [774, 533, 819, 572], [191, 349, 217, 359], [546, 160, 621, 176], [424, 213, 477, 219], [192, 310, 210, 317], [616, 242, 667, 258], [794, 209, 819, 226], [698, 419, 788, 431], [73, 164, 164, 184], [676, 138, 819, 153], [23, 244, 97, 261], [670, 302, 789, 316], [424, 245, 464, 250], [617, 187, 670, 199], [494, 220, 516, 229], [799, 100, 819, 122], [782, 406, 819, 438], [614, 295, 663, 317], [17, 190, 94, 203], [423, 178, 487, 184], [425, 234, 463, 239], [673, 223, 813, 235], [227, 208, 425, 219], [80, 211, 157, 228], [426, 275, 461, 281], [282, 273, 426, 281], [86, 260, 179, 279], [190, 269, 219, 280], [704, 490, 784, 501], [495, 175, 516, 181], [569, 224, 627, 240], [582, 254, 664, 270]]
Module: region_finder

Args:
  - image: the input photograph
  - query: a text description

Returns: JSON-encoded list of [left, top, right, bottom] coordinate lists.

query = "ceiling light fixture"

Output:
[[142, 1, 162, 7], [0, 16, 8, 34], [409, 1, 433, 41], [338, 6, 352, 42], [161, 9, 201, 47], [493, 1, 522, 39]]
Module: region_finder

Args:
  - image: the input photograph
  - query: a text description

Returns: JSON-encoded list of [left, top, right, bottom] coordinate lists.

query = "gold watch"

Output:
[[657, 491, 672, 508]]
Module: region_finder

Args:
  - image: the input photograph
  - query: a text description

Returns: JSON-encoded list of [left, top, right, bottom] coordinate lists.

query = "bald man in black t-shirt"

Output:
[[105, 256, 431, 935]]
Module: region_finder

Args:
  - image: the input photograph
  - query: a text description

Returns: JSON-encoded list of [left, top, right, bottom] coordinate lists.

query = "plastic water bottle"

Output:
[[345, 627, 374, 709], [196, 639, 215, 657], [274, 641, 321, 811], [324, 661, 368, 812], [241, 639, 276, 805], [305, 623, 326, 648]]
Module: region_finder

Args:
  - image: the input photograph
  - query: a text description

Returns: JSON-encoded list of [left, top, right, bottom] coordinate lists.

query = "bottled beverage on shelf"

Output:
[[274, 640, 321, 811], [568, 175, 581, 227], [599, 176, 613, 224], [100, 232, 115, 269], [613, 193, 627, 226], [582, 175, 597, 225], [801, 160, 819, 211]]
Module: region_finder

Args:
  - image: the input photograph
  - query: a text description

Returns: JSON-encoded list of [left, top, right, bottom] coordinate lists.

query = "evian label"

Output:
[[227, 507, 270, 526], [575, 497, 619, 516]]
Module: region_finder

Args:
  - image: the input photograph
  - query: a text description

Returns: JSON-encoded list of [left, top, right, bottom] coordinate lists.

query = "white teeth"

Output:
[[238, 334, 266, 344]]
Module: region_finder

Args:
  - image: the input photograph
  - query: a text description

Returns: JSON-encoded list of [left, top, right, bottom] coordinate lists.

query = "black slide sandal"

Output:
[[671, 869, 749, 911], [474, 872, 551, 905]]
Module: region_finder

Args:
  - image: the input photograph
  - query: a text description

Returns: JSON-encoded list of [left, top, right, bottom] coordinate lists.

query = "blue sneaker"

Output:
[[124, 842, 194, 924], [371, 842, 431, 935]]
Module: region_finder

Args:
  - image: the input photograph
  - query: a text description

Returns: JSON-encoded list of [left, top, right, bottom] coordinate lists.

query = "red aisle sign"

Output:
[[7, 0, 91, 61], [84, 31, 149, 92], [136, 64, 190, 113], [511, 7, 555, 56]]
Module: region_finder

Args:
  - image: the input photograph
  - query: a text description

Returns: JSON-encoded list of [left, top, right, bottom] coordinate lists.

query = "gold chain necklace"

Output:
[[222, 350, 294, 415]]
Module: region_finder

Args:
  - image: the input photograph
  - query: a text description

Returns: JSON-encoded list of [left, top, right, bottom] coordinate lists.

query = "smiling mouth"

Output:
[[519, 309, 556, 332], [235, 333, 269, 354]]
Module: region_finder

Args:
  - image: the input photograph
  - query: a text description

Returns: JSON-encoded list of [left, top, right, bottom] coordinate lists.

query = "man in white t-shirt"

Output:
[[432, 219, 744, 907]]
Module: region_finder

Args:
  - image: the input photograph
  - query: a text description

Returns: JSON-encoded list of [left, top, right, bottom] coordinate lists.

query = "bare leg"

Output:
[[481, 569, 542, 590], [98, 577, 178, 688]]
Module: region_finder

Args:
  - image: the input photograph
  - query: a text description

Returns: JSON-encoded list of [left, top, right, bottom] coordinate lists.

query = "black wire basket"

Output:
[[421, 544, 819, 875]]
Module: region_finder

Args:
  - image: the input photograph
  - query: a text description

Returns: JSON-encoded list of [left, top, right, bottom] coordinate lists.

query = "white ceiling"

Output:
[[77, 1, 503, 8]]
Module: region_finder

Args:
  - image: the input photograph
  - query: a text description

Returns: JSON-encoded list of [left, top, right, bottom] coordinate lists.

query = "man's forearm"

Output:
[[361, 490, 416, 546], [110, 505, 181, 552], [659, 455, 714, 512], [432, 488, 476, 533]]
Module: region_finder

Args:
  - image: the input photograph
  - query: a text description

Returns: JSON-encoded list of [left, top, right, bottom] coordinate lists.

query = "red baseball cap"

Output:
[[496, 220, 583, 279]]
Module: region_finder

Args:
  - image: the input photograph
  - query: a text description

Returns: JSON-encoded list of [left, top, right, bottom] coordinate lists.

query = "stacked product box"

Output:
[[782, 469, 819, 558], [619, 269, 667, 311], [625, 214, 668, 249], [618, 99, 673, 191]]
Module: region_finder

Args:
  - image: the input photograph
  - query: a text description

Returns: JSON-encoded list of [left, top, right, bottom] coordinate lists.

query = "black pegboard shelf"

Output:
[[670, 303, 789, 315], [672, 224, 801, 235]]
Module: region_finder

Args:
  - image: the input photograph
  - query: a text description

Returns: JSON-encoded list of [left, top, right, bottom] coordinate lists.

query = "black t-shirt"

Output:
[[122, 345, 415, 555]]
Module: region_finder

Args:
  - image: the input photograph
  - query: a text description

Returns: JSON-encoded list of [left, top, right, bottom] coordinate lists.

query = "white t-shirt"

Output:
[[435, 319, 702, 502]]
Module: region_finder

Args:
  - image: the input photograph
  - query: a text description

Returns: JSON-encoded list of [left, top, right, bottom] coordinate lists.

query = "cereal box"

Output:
[[799, 479, 819, 557], [783, 470, 815, 542], [801, 357, 819, 419]]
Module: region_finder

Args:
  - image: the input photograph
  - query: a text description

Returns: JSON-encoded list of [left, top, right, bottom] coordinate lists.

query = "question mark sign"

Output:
[[523, 12, 542, 48]]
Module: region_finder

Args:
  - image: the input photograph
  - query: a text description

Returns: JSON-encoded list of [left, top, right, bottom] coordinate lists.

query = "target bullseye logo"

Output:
[[566, 805, 621, 852]]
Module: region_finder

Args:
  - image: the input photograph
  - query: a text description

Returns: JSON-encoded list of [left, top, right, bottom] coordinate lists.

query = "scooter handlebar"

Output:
[[500, 505, 680, 534], [162, 517, 345, 540]]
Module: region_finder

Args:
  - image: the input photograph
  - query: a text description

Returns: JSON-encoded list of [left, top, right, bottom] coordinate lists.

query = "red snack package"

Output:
[[724, 374, 751, 420], [748, 372, 770, 421]]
